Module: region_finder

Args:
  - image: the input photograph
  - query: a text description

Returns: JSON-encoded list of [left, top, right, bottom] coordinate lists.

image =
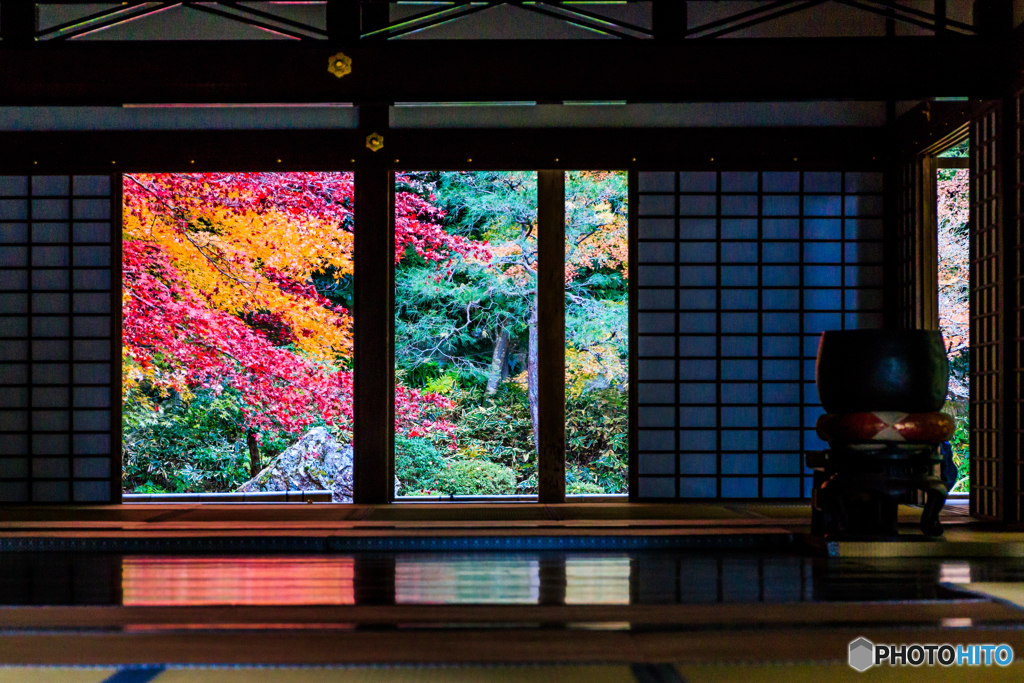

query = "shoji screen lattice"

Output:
[[1012, 92, 1024, 522], [635, 171, 884, 500], [970, 109, 1004, 520], [894, 157, 939, 331], [0, 175, 117, 503]]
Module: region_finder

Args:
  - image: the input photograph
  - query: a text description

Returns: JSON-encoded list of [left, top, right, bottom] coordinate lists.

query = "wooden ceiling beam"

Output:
[[0, 37, 1006, 105], [0, 127, 886, 173]]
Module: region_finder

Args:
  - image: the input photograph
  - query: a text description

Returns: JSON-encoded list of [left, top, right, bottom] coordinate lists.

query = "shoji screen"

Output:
[[895, 160, 919, 331], [970, 108, 1004, 520], [635, 171, 884, 500], [894, 157, 939, 331], [0, 175, 117, 503]]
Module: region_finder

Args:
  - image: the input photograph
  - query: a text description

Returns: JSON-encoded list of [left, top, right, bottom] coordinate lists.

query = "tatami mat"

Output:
[[737, 505, 812, 519], [0, 667, 636, 683], [677, 662, 1024, 682], [827, 537, 1024, 558], [944, 531, 1024, 543], [156, 666, 635, 683], [9, 663, 1024, 683], [0, 669, 116, 683], [745, 504, 945, 522], [959, 583, 1024, 608]]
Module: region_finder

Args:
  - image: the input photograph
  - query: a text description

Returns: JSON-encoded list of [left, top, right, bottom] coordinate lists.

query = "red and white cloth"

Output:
[[816, 411, 955, 444]]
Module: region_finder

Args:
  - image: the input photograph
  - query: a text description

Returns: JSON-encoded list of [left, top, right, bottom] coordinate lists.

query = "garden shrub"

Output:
[[122, 388, 254, 493], [433, 459, 517, 496], [442, 385, 535, 486], [122, 387, 299, 493], [395, 435, 447, 495], [565, 388, 628, 493], [567, 481, 606, 495]]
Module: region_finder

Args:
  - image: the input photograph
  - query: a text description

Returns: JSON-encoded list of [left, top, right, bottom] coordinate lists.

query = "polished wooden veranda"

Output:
[[0, 500, 981, 554], [0, 502, 1022, 672]]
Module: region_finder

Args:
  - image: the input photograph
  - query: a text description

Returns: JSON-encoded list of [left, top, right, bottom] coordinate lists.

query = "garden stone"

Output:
[[236, 426, 353, 502]]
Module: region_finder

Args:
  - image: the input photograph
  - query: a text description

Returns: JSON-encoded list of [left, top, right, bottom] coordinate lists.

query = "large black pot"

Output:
[[816, 330, 949, 414]]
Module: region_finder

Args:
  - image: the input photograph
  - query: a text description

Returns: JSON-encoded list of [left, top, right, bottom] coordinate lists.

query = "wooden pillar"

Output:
[[537, 170, 565, 504], [934, 0, 947, 34], [362, 0, 390, 40], [973, 0, 1012, 37], [353, 104, 393, 505], [326, 0, 361, 42], [653, 0, 686, 42]]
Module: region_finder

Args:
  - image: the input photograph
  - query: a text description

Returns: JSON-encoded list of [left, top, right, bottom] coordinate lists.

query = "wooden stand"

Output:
[[808, 444, 947, 539]]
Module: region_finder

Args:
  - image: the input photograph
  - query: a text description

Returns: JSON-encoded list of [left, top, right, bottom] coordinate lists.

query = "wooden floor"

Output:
[[0, 501, 961, 534], [3, 501, 1021, 671], [0, 501, 980, 555]]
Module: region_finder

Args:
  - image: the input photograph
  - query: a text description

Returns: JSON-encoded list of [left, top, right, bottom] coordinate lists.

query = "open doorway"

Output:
[[393, 171, 628, 500], [121, 172, 355, 502], [935, 140, 970, 495]]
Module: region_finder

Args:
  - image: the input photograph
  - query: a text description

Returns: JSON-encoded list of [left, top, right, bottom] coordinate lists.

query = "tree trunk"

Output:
[[486, 328, 511, 395], [247, 430, 261, 478], [527, 300, 539, 454]]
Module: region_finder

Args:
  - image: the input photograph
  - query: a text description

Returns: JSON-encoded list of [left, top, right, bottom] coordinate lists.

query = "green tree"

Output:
[[394, 171, 629, 493]]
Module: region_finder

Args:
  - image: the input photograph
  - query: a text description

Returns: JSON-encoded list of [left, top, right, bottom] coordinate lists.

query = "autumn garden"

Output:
[[937, 141, 970, 492], [122, 171, 628, 497]]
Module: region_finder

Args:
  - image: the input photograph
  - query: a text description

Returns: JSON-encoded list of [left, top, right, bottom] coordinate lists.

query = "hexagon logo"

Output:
[[849, 637, 875, 672]]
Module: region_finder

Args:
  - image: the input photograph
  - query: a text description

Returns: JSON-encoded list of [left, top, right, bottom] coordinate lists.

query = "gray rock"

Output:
[[582, 375, 612, 393], [236, 426, 353, 503]]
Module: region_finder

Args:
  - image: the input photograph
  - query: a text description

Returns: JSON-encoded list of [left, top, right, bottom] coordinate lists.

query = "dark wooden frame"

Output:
[[111, 174, 123, 504], [536, 169, 566, 503], [352, 165, 394, 504]]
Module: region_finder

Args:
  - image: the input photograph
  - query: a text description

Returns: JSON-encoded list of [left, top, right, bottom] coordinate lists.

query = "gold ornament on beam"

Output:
[[328, 52, 352, 79], [366, 132, 384, 152]]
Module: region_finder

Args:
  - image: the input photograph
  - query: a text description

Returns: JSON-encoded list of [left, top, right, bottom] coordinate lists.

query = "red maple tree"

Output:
[[123, 172, 476, 441]]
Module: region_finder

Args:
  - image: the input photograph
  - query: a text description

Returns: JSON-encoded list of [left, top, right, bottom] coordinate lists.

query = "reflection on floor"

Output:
[[1, 502, 1020, 674], [2, 550, 1024, 669], [6, 551, 1014, 608]]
